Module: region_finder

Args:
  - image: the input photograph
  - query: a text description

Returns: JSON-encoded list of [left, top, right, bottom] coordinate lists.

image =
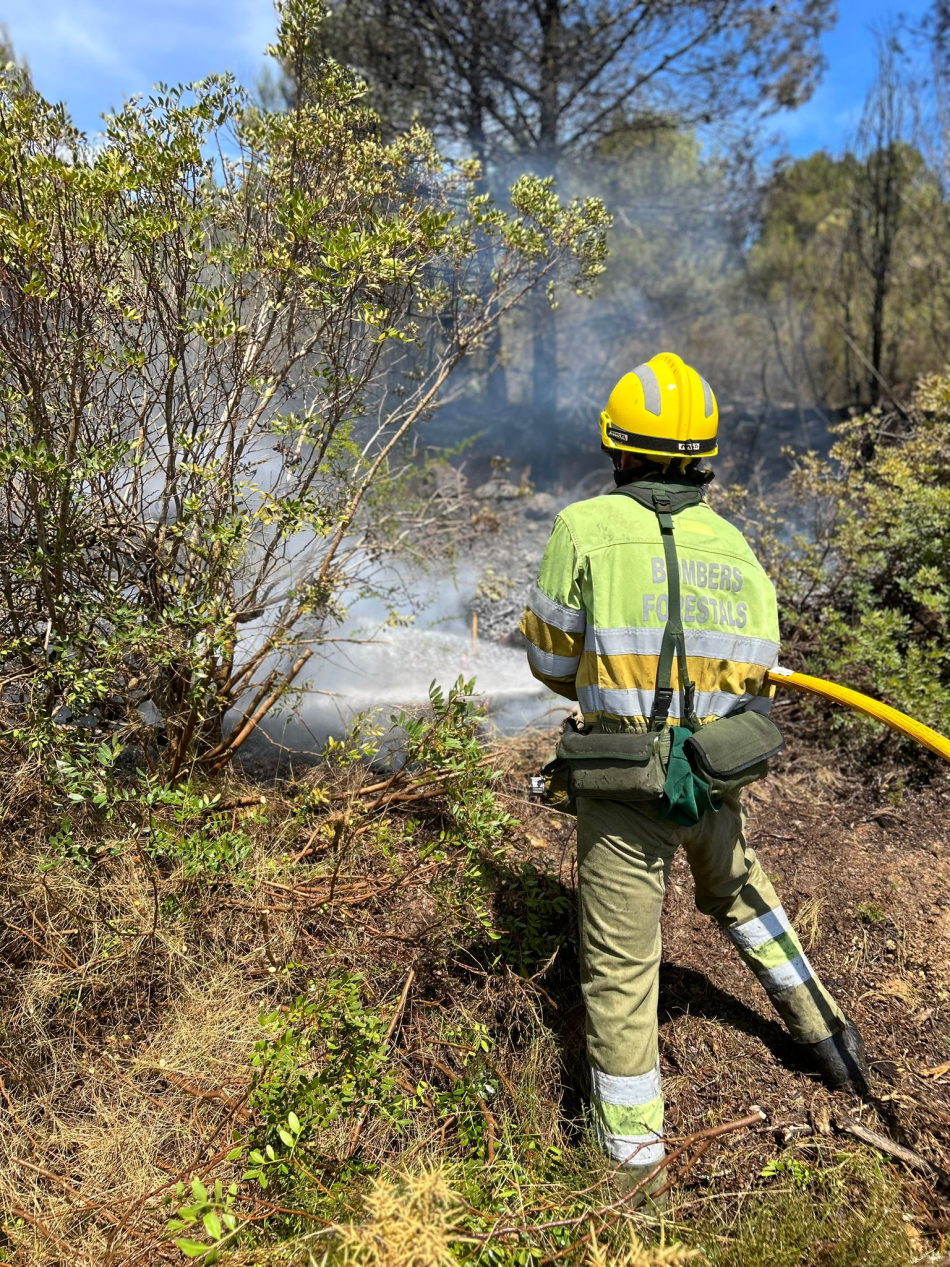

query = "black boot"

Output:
[[804, 1019, 871, 1096]]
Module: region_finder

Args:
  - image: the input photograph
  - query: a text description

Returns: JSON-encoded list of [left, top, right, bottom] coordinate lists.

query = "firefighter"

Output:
[[520, 353, 871, 1200]]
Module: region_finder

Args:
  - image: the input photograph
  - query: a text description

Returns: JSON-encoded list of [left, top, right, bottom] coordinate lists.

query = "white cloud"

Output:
[[4, 0, 277, 132]]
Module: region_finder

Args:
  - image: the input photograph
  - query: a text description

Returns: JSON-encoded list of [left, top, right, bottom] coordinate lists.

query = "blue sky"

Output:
[[0, 0, 934, 157], [773, 0, 932, 155]]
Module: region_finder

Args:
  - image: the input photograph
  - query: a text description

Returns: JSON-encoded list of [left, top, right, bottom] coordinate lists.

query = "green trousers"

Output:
[[576, 791, 846, 1170]]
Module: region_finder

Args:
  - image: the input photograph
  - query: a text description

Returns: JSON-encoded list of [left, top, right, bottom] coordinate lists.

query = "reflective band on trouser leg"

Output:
[[591, 1063, 665, 1168], [576, 797, 677, 1170], [727, 905, 845, 1045], [685, 801, 847, 1047]]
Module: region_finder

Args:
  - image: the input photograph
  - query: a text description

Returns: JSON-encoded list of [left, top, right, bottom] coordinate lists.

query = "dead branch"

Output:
[[458, 1109, 766, 1251], [834, 1117, 935, 1172]]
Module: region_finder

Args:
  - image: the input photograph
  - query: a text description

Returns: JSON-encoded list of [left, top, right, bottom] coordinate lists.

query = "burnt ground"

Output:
[[501, 726, 950, 1237], [4, 693, 948, 1263]]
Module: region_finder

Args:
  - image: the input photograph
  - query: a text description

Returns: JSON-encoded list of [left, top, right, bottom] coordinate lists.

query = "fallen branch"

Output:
[[2, 915, 81, 972], [834, 1117, 934, 1172], [458, 1108, 766, 1253], [199, 796, 266, 816], [161, 1071, 252, 1120]]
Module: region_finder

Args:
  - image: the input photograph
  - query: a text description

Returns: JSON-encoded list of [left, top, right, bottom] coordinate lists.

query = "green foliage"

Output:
[[38, 769, 265, 877], [729, 372, 950, 750], [164, 1175, 243, 1263], [250, 973, 408, 1158], [856, 900, 887, 925], [145, 817, 255, 878], [701, 1154, 912, 1267], [490, 863, 573, 977], [760, 1156, 814, 1189], [0, 0, 608, 783], [245, 970, 501, 1200], [391, 678, 518, 941]]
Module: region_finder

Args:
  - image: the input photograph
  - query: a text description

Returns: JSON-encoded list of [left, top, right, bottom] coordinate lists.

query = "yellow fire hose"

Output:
[[765, 666, 950, 764]]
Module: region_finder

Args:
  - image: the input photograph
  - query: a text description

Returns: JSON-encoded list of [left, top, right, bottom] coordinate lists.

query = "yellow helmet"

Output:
[[600, 352, 718, 460]]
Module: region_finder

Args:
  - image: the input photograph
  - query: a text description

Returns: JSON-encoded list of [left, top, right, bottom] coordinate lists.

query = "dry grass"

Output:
[[323, 1170, 461, 1267], [0, 728, 944, 1266], [587, 1230, 702, 1267], [791, 896, 823, 951]]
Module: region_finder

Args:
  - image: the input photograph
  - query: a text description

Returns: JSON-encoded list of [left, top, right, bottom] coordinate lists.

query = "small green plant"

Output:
[[393, 678, 518, 942], [761, 1156, 815, 1190], [492, 862, 573, 976], [241, 1110, 306, 1191], [856, 900, 887, 925], [163, 1175, 243, 1262], [144, 819, 254, 878], [41, 816, 100, 872], [249, 972, 410, 1174]]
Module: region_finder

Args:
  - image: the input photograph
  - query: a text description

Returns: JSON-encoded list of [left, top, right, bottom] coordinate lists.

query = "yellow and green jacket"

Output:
[[520, 484, 780, 730]]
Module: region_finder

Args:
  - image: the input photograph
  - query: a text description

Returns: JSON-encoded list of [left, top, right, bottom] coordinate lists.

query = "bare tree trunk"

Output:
[[466, 0, 508, 408], [530, 0, 562, 424], [867, 141, 901, 405]]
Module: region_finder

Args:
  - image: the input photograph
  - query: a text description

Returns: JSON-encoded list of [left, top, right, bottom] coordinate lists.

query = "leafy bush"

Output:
[[726, 372, 950, 748], [0, 0, 608, 783]]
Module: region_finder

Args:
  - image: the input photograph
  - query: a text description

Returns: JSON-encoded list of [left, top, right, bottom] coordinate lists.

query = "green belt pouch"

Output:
[[684, 710, 784, 796], [554, 728, 671, 802]]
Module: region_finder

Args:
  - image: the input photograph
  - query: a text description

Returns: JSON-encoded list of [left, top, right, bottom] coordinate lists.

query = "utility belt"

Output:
[[532, 479, 783, 823]]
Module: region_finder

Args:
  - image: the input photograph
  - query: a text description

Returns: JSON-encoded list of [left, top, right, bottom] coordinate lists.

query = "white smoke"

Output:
[[232, 560, 568, 773]]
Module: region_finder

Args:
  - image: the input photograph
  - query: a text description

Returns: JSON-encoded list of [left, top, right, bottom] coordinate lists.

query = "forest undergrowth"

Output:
[[2, 680, 948, 1266]]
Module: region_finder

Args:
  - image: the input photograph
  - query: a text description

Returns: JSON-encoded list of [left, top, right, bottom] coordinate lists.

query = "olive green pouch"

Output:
[[537, 757, 576, 814], [684, 710, 784, 796], [555, 728, 671, 803]]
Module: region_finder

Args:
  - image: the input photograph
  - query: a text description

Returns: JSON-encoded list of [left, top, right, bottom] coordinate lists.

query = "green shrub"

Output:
[[0, 0, 608, 782], [726, 372, 950, 749]]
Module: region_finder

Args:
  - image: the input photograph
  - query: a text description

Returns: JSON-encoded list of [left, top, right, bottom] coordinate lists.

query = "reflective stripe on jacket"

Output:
[[519, 490, 780, 730]]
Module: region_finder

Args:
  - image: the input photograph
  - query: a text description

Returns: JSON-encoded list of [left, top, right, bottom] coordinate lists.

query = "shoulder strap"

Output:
[[611, 480, 702, 732]]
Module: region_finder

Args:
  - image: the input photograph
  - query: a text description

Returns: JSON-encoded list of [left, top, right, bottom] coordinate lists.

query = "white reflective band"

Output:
[[577, 684, 746, 720], [728, 906, 793, 951], [585, 625, 779, 667], [700, 375, 714, 419], [769, 664, 793, 676], [600, 1132, 666, 1167], [591, 1062, 661, 1107], [759, 955, 814, 994], [527, 643, 581, 679], [528, 583, 586, 634], [632, 362, 662, 415]]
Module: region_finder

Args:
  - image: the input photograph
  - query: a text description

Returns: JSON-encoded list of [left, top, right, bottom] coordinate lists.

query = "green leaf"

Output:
[[202, 1211, 222, 1240], [190, 1178, 208, 1204], [175, 1238, 210, 1258], [287, 1110, 300, 1134]]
